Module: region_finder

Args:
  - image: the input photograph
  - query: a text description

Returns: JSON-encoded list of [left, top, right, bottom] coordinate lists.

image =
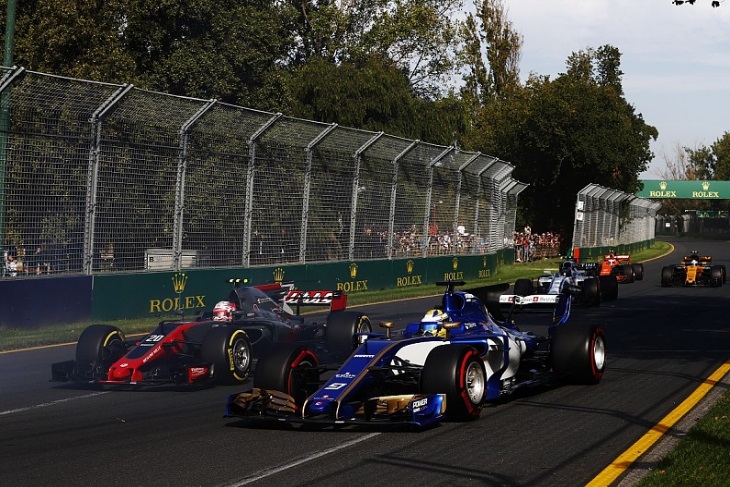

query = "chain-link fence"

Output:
[[571, 183, 660, 250], [0, 66, 528, 278]]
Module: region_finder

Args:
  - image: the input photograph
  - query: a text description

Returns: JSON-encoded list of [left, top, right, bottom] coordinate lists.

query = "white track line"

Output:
[[223, 432, 381, 486], [0, 391, 110, 417]]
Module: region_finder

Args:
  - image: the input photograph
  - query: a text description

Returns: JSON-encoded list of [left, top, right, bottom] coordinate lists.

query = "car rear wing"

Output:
[[498, 294, 561, 305], [230, 278, 347, 314], [283, 289, 348, 313], [497, 292, 572, 325]]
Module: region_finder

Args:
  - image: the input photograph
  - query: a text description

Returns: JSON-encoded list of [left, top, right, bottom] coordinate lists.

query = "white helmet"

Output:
[[212, 301, 237, 321]]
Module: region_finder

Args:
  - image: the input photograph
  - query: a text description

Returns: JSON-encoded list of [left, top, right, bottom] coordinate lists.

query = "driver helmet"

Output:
[[212, 300, 237, 321], [420, 309, 450, 337]]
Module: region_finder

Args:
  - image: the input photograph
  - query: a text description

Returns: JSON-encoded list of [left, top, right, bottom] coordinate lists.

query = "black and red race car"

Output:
[[51, 280, 371, 387]]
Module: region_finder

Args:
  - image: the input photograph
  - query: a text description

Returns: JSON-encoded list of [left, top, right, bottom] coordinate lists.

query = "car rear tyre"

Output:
[[710, 266, 724, 287], [325, 311, 372, 359], [75, 324, 126, 377], [254, 344, 319, 406], [622, 265, 635, 283], [661, 266, 674, 287], [551, 324, 606, 384], [598, 275, 618, 301], [201, 327, 252, 384], [583, 277, 601, 306], [513, 278, 534, 296], [421, 345, 486, 421], [632, 263, 644, 280]]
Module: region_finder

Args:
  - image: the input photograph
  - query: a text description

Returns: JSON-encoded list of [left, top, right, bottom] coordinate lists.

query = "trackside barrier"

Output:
[[571, 184, 660, 261]]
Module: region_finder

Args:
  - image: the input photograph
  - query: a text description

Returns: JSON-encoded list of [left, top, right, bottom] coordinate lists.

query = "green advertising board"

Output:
[[638, 180, 730, 199], [91, 251, 510, 321]]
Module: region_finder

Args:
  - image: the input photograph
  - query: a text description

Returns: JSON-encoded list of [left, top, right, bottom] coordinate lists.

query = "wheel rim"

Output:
[[593, 336, 606, 371], [465, 361, 486, 404], [232, 338, 250, 373]]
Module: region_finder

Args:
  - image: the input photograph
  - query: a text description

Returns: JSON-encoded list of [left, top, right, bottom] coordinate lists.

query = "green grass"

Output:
[[635, 390, 730, 487], [0, 241, 673, 352]]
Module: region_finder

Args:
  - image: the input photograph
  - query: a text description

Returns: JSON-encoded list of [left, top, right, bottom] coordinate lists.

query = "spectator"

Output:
[[4, 253, 18, 277]]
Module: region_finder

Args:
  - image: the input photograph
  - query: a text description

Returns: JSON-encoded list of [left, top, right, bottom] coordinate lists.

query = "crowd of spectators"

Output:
[[513, 226, 563, 262]]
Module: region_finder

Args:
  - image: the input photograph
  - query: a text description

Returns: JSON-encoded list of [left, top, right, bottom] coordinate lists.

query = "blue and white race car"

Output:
[[225, 281, 606, 428], [513, 260, 618, 307]]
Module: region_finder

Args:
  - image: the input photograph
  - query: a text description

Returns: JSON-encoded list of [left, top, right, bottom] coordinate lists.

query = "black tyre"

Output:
[[621, 265, 635, 283], [254, 344, 319, 406], [75, 324, 126, 377], [421, 345, 486, 421], [661, 266, 674, 287], [710, 266, 724, 287], [632, 263, 644, 281], [599, 275, 618, 301], [201, 326, 252, 385], [582, 277, 601, 306], [325, 311, 372, 358], [513, 278, 534, 296], [551, 323, 606, 384]]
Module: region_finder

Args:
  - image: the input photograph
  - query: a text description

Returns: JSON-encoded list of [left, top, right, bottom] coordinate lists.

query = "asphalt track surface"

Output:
[[1, 238, 728, 487]]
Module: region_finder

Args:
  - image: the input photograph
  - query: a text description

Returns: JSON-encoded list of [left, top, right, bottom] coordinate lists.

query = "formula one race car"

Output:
[[512, 260, 618, 306], [598, 252, 644, 283], [225, 281, 605, 428], [661, 252, 726, 287], [51, 280, 371, 387]]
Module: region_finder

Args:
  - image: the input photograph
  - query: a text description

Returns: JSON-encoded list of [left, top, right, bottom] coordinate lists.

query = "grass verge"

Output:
[[634, 388, 730, 486]]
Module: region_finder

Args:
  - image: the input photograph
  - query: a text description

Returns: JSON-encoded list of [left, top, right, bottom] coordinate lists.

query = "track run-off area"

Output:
[[1, 238, 728, 487]]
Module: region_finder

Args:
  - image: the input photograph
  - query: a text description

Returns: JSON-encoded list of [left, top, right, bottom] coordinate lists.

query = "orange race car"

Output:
[[599, 252, 644, 283]]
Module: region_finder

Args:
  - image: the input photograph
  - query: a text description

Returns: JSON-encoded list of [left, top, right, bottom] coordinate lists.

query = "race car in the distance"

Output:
[[512, 260, 618, 306], [598, 252, 644, 283], [661, 252, 726, 287], [225, 281, 606, 428], [51, 280, 371, 387]]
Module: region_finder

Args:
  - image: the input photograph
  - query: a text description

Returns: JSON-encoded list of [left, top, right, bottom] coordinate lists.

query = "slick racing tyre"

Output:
[[582, 277, 601, 306], [598, 275, 618, 302], [632, 263, 644, 281], [325, 311, 372, 359], [513, 278, 534, 297], [661, 266, 674, 287], [201, 327, 252, 385], [254, 344, 319, 406], [75, 324, 126, 379], [710, 266, 724, 287], [421, 345, 486, 421], [622, 265, 635, 283], [551, 323, 606, 384]]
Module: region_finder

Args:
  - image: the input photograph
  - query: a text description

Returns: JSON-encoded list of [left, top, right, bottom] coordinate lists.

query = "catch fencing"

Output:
[[0, 66, 528, 278], [571, 183, 660, 251]]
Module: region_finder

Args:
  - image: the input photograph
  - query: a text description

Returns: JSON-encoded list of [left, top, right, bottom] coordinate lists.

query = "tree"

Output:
[[282, 0, 463, 98], [5, 0, 296, 111], [711, 132, 730, 179], [481, 46, 657, 242], [458, 0, 523, 150], [672, 1, 723, 7]]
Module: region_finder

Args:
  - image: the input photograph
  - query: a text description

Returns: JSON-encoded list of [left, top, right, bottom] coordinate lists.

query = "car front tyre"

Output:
[[201, 327, 252, 385], [254, 344, 319, 407], [421, 345, 486, 421]]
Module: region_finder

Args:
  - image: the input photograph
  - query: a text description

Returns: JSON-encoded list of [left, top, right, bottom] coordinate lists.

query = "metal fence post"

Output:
[[83, 84, 133, 274]]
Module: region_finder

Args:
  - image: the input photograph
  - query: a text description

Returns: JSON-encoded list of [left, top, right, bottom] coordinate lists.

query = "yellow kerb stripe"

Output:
[[586, 360, 730, 487]]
